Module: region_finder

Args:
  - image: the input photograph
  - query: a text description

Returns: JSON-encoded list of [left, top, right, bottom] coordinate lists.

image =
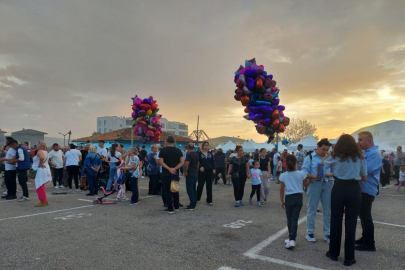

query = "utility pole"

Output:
[[196, 115, 199, 146]]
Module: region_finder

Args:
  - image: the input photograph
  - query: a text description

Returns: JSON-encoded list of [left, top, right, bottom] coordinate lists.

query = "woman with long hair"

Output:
[[197, 141, 215, 205], [227, 145, 250, 207], [33, 141, 52, 207], [120, 147, 140, 205], [107, 143, 122, 191], [322, 134, 367, 266]]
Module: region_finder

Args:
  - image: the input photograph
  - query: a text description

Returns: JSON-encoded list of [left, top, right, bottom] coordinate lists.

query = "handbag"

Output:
[[170, 174, 179, 193]]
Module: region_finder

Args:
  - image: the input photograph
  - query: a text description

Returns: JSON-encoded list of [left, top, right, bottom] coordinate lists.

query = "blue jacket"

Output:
[[16, 145, 31, 170], [84, 153, 102, 176], [360, 145, 381, 196]]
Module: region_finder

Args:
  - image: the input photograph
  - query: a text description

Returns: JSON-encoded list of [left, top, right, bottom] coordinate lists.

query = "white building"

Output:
[[97, 116, 188, 137], [351, 120, 405, 148]]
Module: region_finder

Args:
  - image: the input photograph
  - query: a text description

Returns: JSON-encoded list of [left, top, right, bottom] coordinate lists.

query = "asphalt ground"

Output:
[[1, 177, 404, 270]]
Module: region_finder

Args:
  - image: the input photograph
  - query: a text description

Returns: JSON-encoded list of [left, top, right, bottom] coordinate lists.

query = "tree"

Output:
[[91, 131, 101, 136], [272, 118, 318, 144]]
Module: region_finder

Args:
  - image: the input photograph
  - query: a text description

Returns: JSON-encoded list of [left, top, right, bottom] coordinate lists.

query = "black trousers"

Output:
[[52, 168, 64, 186], [285, 193, 303, 241], [359, 192, 375, 246], [329, 180, 361, 261], [214, 167, 226, 185], [250, 184, 261, 201], [66, 165, 80, 189], [197, 170, 213, 203], [17, 168, 29, 198], [148, 174, 160, 194], [5, 170, 17, 196], [162, 175, 179, 211], [380, 171, 390, 187], [232, 174, 247, 201]]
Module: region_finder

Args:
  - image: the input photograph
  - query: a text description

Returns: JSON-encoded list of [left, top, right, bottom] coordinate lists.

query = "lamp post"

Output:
[[59, 131, 71, 147]]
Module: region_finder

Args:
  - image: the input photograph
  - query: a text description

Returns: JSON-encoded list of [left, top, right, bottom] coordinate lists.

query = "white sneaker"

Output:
[[54, 186, 60, 189], [59, 185, 64, 189], [285, 240, 296, 249], [3, 190, 8, 195], [141, 176, 145, 179], [68, 189, 74, 194], [381, 186, 388, 189], [18, 196, 29, 202], [76, 189, 80, 193], [306, 234, 316, 242], [284, 239, 289, 244]]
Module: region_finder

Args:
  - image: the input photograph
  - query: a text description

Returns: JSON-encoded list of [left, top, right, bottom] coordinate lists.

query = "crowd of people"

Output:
[[1, 132, 405, 267]]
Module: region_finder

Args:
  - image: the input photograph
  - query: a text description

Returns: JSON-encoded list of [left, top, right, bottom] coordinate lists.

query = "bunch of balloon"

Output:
[[131, 95, 162, 143], [233, 58, 290, 143]]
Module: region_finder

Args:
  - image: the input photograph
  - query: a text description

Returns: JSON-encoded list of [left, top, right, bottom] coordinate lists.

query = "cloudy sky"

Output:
[[1, 0, 405, 142]]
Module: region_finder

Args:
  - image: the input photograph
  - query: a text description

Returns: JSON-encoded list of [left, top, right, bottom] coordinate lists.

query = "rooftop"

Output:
[[11, 128, 48, 135], [74, 128, 193, 143]]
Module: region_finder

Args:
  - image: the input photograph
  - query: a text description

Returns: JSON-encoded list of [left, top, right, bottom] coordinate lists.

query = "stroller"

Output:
[[94, 162, 129, 205]]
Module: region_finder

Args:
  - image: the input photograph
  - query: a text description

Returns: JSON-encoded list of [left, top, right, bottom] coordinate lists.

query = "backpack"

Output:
[[146, 153, 158, 175], [116, 169, 129, 185]]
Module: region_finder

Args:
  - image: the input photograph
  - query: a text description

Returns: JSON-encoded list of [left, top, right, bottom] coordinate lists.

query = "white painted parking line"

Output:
[[77, 199, 94, 202], [374, 220, 405, 228], [0, 199, 17, 203], [217, 267, 242, 270], [0, 205, 94, 221], [244, 216, 326, 270]]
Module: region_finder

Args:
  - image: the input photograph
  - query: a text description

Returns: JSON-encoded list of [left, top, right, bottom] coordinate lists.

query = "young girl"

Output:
[[397, 166, 405, 192], [280, 155, 309, 249], [276, 156, 282, 183], [116, 161, 127, 201], [249, 160, 262, 207]]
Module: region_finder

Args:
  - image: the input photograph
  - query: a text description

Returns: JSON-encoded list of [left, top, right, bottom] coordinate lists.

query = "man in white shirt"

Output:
[[97, 140, 108, 159], [296, 144, 306, 171], [273, 150, 281, 180], [0, 145, 17, 200], [49, 143, 64, 189]]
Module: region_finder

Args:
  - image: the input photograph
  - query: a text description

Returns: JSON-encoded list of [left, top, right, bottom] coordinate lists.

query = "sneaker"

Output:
[[116, 198, 121, 201], [354, 237, 364, 245], [249, 198, 253, 205], [343, 259, 356, 266], [257, 202, 262, 207], [324, 235, 330, 244], [6, 196, 17, 200], [285, 240, 296, 249], [129, 202, 138, 205], [17, 196, 29, 202], [179, 203, 184, 207], [141, 176, 145, 179], [234, 201, 240, 207], [239, 201, 244, 206], [3, 190, 8, 195], [122, 198, 126, 201], [207, 203, 213, 206], [59, 185, 64, 189], [54, 186, 59, 190], [325, 251, 338, 261], [174, 208, 180, 211], [1, 194, 10, 199], [163, 209, 174, 214], [67, 189, 74, 194], [185, 206, 196, 211], [35, 201, 49, 207], [76, 189, 80, 193], [284, 239, 289, 244], [381, 186, 388, 189], [355, 244, 376, 252], [306, 234, 316, 242]]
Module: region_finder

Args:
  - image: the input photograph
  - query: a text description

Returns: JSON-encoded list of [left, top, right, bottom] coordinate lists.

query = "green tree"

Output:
[[91, 131, 101, 136], [272, 118, 318, 144]]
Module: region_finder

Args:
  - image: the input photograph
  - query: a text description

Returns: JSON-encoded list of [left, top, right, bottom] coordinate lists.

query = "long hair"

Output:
[[332, 134, 363, 162], [110, 143, 118, 157], [286, 155, 297, 171]]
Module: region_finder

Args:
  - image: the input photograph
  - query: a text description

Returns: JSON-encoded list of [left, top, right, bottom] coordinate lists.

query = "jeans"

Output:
[[162, 174, 179, 211], [197, 170, 213, 203], [232, 174, 247, 201], [260, 171, 270, 202], [130, 177, 139, 203], [17, 168, 29, 198], [272, 164, 277, 180], [107, 164, 118, 190], [306, 180, 333, 236], [87, 173, 98, 195], [285, 193, 303, 241], [5, 170, 17, 196], [66, 165, 80, 189], [186, 173, 198, 207], [359, 192, 375, 245], [214, 167, 226, 185], [329, 179, 361, 260], [52, 167, 64, 186]]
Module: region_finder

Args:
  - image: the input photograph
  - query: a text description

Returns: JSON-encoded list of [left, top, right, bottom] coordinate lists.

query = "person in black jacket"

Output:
[[214, 149, 227, 186], [197, 141, 215, 205]]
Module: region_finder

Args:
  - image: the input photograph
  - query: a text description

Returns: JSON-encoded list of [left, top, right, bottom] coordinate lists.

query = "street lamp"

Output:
[[59, 131, 71, 147]]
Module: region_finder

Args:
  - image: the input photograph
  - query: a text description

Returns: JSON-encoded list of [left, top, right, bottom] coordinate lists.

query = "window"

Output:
[[98, 120, 101, 127], [109, 129, 112, 132], [120, 124, 122, 128], [104, 128, 107, 133], [98, 128, 101, 133], [104, 120, 107, 125]]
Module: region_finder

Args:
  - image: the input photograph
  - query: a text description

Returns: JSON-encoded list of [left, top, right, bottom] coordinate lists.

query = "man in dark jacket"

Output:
[[214, 148, 227, 185]]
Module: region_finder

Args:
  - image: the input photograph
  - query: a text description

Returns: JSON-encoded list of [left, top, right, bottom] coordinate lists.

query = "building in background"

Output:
[[0, 129, 6, 146], [11, 128, 47, 147], [97, 116, 188, 136], [351, 120, 405, 148]]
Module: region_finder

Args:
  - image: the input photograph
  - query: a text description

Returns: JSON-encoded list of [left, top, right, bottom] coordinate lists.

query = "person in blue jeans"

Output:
[[184, 143, 199, 210], [84, 145, 102, 196], [302, 138, 334, 244], [106, 143, 122, 191], [120, 147, 140, 205]]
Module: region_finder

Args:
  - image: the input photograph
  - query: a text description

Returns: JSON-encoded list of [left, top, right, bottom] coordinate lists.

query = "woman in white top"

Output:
[[64, 144, 82, 193], [107, 143, 122, 191], [33, 141, 52, 207]]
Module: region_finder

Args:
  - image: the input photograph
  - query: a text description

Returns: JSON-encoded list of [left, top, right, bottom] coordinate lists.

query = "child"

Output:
[[249, 160, 262, 207], [397, 166, 405, 192], [280, 155, 309, 250], [276, 156, 282, 184], [116, 162, 127, 201]]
